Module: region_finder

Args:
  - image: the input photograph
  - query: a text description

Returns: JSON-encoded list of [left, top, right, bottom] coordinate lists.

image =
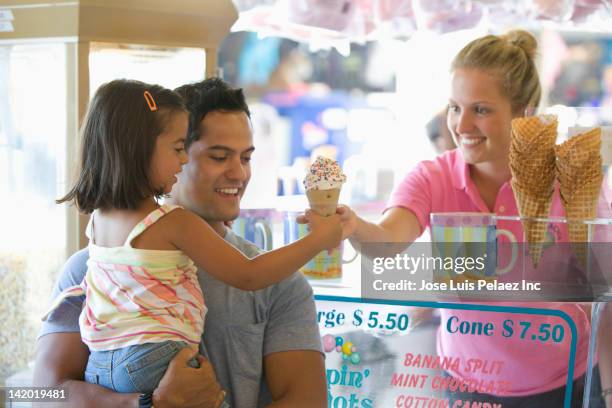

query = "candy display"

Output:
[[322, 334, 360, 365]]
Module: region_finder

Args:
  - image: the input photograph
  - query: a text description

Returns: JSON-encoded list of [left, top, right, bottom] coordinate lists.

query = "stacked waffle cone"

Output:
[[509, 115, 557, 267], [555, 128, 603, 266]]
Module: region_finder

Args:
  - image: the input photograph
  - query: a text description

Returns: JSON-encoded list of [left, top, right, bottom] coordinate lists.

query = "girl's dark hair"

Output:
[[57, 79, 186, 213]]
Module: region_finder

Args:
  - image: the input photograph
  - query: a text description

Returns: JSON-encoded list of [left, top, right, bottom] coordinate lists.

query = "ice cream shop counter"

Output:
[[232, 201, 611, 407], [308, 215, 610, 407], [234, 128, 612, 406]]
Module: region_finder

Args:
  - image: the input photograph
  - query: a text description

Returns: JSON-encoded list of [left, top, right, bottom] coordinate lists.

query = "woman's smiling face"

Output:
[[447, 68, 515, 167]]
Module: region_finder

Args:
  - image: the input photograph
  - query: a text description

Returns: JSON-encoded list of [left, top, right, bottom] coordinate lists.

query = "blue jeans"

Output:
[[85, 341, 198, 394], [85, 341, 230, 407]]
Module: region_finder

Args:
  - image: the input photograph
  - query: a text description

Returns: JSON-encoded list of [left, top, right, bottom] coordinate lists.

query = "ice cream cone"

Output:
[[306, 188, 341, 216], [555, 128, 602, 266], [303, 156, 346, 217], [510, 115, 558, 267]]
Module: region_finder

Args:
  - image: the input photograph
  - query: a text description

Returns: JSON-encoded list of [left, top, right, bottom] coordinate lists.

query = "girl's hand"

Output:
[[297, 205, 358, 240], [336, 205, 358, 240], [305, 210, 343, 249]]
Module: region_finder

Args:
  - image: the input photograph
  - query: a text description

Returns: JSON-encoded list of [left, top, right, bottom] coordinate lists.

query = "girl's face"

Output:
[[150, 111, 189, 194], [447, 68, 515, 166]]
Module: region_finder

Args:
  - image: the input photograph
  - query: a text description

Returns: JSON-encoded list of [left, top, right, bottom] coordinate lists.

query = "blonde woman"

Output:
[[341, 30, 609, 407]]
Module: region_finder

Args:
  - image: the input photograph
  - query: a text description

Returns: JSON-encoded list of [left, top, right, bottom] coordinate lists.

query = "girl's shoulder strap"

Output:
[[124, 204, 183, 247]]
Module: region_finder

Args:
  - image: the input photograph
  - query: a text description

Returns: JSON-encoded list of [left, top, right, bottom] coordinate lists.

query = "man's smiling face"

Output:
[[171, 110, 254, 232]]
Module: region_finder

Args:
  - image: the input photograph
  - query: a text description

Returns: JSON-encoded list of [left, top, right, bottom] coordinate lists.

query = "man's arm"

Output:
[[34, 334, 224, 408], [264, 350, 326, 407], [33, 333, 138, 408], [33, 250, 133, 407], [261, 269, 327, 408]]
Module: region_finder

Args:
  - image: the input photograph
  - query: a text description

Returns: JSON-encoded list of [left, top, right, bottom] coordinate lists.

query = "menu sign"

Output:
[[315, 296, 592, 408]]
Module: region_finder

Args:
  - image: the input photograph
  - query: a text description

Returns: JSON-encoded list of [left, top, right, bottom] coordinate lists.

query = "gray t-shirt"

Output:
[[39, 230, 323, 408]]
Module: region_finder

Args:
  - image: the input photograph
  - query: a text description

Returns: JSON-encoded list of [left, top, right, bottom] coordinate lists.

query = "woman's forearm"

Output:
[[349, 207, 422, 246], [351, 217, 394, 244], [349, 209, 422, 259]]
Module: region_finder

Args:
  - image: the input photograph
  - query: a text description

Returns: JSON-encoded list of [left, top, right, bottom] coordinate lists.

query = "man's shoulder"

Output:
[[38, 248, 89, 337], [226, 231, 263, 258], [272, 267, 313, 295], [224, 228, 265, 258], [58, 248, 90, 288]]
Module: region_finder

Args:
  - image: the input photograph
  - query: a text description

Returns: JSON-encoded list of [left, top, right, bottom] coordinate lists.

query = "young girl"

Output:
[[46, 79, 342, 403]]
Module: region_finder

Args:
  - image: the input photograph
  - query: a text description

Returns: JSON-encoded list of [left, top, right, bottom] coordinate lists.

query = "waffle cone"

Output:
[[511, 115, 557, 149], [555, 128, 603, 265], [510, 115, 558, 266], [511, 181, 553, 266], [306, 188, 341, 216]]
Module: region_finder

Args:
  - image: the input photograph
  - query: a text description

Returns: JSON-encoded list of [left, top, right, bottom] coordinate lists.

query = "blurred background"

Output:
[[1, 0, 612, 396]]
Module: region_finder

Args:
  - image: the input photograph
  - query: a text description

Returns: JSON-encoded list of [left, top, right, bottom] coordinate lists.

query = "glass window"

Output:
[[0, 42, 68, 385], [89, 42, 206, 91]]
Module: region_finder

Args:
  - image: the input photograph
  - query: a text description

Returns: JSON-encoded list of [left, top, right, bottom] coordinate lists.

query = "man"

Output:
[[33, 78, 327, 408]]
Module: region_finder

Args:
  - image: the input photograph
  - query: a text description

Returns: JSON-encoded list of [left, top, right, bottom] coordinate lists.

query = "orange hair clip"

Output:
[[143, 91, 158, 112]]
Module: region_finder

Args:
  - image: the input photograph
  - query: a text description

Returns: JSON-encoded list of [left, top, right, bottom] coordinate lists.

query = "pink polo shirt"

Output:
[[387, 149, 591, 396]]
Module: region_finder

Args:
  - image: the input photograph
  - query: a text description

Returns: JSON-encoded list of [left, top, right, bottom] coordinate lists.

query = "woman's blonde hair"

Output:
[[451, 29, 541, 114]]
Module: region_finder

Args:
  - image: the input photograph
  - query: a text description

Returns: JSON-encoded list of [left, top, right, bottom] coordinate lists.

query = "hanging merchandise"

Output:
[[530, 0, 576, 21], [283, 0, 357, 32], [412, 0, 483, 33], [230, 0, 612, 48]]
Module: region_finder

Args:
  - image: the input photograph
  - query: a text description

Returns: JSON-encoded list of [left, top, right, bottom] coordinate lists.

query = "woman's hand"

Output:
[[336, 205, 358, 240], [297, 205, 358, 240]]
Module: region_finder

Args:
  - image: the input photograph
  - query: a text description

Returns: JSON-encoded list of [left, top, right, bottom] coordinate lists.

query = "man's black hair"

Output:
[[175, 78, 251, 148]]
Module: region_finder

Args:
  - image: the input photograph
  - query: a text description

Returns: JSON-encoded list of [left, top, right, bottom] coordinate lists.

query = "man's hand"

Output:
[[153, 348, 225, 408]]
